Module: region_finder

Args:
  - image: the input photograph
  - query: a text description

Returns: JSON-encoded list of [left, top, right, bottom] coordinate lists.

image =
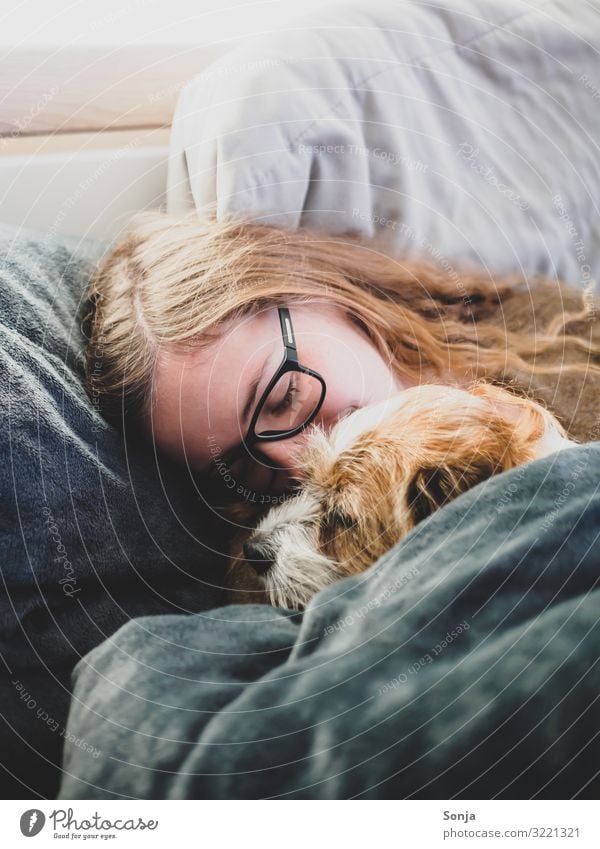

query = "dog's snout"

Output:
[[243, 535, 274, 575]]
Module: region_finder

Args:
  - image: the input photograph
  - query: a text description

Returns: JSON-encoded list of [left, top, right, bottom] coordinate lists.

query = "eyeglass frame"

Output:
[[210, 305, 327, 493], [244, 305, 327, 446]]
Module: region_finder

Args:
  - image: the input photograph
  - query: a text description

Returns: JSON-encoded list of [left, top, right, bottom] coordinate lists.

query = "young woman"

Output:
[[82, 208, 600, 521]]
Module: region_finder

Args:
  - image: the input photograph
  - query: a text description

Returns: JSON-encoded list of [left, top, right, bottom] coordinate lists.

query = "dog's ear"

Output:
[[406, 460, 497, 524]]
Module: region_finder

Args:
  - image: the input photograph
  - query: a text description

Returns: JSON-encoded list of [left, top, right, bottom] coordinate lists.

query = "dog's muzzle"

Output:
[[242, 533, 274, 575]]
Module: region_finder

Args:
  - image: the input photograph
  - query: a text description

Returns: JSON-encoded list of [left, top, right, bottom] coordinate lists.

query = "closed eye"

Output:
[[270, 374, 298, 415]]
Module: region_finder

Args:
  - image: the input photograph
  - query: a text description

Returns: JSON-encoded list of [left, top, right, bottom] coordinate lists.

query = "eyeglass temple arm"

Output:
[[278, 306, 296, 351]]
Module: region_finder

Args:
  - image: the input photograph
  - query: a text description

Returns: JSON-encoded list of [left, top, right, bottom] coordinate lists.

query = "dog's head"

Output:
[[234, 381, 572, 609]]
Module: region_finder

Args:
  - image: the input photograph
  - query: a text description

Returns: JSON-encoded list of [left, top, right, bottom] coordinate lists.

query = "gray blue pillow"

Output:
[[0, 224, 225, 798]]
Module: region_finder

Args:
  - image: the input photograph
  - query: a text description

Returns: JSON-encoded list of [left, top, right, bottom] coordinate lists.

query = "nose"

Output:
[[243, 533, 273, 575], [257, 434, 309, 483]]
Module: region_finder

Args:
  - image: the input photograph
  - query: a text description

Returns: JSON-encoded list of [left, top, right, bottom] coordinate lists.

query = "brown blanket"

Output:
[[487, 280, 600, 444]]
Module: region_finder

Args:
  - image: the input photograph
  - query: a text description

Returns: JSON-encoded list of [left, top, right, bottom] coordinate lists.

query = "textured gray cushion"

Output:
[[0, 224, 225, 798]]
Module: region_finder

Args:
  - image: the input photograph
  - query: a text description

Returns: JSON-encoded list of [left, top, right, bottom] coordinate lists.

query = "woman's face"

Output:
[[149, 301, 417, 495]]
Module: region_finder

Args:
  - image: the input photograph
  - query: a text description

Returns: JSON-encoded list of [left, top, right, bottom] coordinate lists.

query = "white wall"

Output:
[[1, 0, 343, 47]]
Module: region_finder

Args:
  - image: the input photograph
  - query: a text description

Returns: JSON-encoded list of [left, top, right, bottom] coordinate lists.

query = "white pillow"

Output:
[[167, 0, 600, 289]]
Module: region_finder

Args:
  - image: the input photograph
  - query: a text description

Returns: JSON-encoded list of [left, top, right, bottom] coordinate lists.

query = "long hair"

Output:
[[82, 206, 600, 444]]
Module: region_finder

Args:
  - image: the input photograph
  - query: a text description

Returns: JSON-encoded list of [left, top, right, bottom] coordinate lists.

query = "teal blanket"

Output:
[[59, 442, 600, 799]]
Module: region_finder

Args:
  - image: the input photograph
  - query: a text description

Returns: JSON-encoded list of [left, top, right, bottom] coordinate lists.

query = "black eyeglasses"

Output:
[[207, 306, 327, 500]]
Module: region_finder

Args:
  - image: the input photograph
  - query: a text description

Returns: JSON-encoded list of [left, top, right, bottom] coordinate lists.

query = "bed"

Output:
[[1, 0, 599, 799]]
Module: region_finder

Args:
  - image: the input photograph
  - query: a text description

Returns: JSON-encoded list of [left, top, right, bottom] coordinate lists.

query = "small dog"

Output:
[[225, 381, 577, 610]]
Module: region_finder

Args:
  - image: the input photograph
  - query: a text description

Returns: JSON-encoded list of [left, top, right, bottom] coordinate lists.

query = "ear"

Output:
[[406, 460, 497, 524]]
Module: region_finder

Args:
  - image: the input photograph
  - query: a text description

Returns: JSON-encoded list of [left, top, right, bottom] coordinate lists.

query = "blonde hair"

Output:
[[82, 206, 600, 438]]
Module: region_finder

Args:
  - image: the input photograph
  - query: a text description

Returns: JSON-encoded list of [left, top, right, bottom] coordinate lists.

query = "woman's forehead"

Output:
[[201, 309, 280, 376], [185, 308, 273, 357]]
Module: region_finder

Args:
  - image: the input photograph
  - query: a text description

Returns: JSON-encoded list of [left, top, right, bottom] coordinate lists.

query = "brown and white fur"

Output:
[[225, 380, 577, 610]]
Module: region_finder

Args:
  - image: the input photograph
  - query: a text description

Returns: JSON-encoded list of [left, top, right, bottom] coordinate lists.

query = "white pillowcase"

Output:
[[167, 0, 600, 289]]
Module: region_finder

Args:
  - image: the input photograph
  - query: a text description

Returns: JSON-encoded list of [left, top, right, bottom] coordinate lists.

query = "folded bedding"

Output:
[[59, 442, 600, 799], [168, 0, 600, 285], [0, 225, 226, 798]]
